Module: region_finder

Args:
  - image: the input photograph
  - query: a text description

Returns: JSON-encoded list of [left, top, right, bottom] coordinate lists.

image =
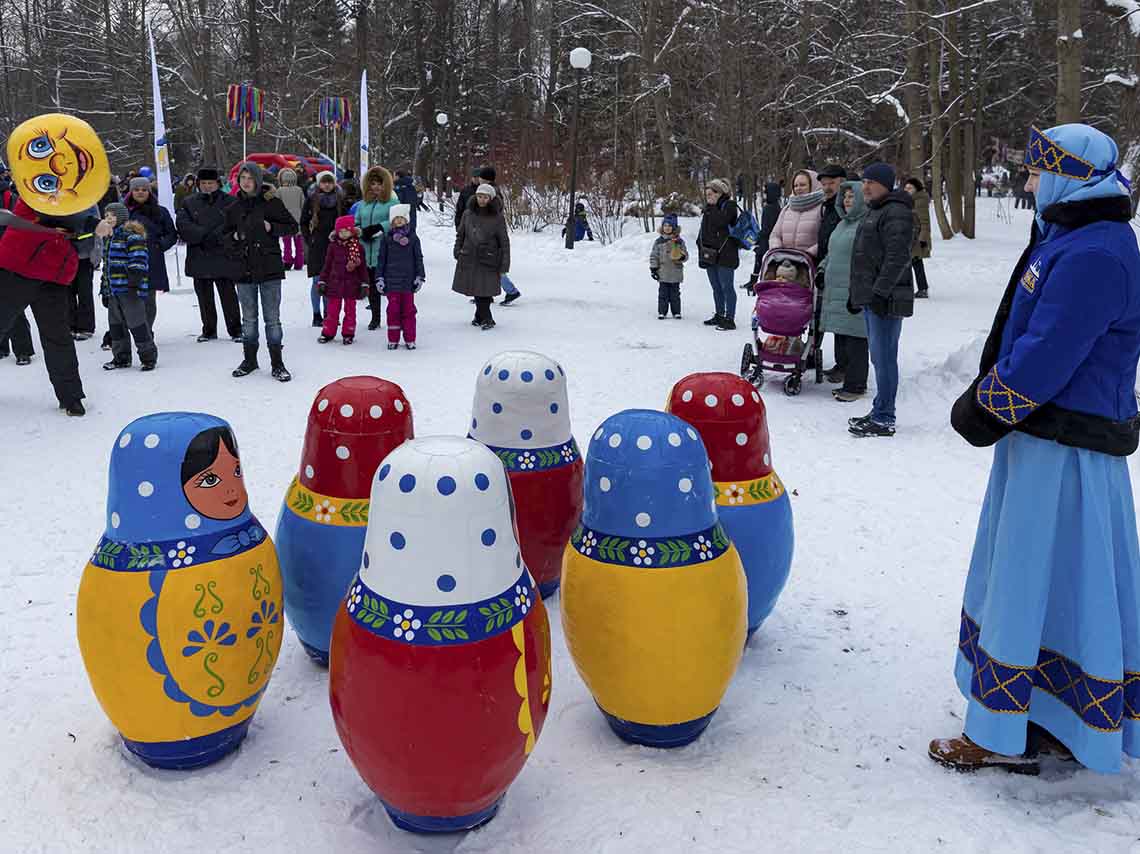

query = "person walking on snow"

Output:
[[697, 178, 740, 330], [460, 166, 521, 304], [649, 213, 687, 319], [905, 177, 932, 298], [376, 203, 425, 349], [936, 123, 1140, 775], [453, 184, 509, 330], [176, 167, 243, 343], [846, 162, 915, 438], [317, 214, 370, 345]]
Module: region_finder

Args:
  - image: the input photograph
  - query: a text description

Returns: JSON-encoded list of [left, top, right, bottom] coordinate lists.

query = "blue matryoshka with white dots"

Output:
[[561, 409, 747, 748], [77, 412, 284, 769]]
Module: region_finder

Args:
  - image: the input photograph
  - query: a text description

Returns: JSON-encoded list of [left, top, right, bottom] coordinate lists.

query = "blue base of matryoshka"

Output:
[[719, 492, 794, 633], [383, 799, 502, 834], [601, 707, 717, 749], [537, 578, 560, 600], [276, 507, 366, 667], [121, 718, 252, 770]]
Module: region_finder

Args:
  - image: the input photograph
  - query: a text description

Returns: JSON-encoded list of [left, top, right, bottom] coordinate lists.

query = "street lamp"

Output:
[[565, 47, 591, 250], [435, 112, 449, 203]]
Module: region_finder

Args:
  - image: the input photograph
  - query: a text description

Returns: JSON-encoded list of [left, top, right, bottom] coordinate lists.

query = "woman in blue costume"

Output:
[[933, 123, 1140, 774]]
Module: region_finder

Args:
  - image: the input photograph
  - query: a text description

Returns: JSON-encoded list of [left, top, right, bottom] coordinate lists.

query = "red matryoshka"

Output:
[[276, 377, 413, 664], [469, 351, 583, 598], [329, 436, 551, 833], [667, 372, 794, 635]]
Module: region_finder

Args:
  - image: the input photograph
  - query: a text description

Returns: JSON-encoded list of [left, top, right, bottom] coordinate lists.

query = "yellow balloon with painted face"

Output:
[[7, 113, 110, 216]]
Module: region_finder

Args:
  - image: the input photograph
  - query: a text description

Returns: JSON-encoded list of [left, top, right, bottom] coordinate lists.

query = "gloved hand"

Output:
[[413, 277, 424, 293], [375, 278, 386, 295], [650, 269, 660, 281], [318, 281, 327, 295], [846, 296, 860, 315], [870, 294, 890, 317], [360, 223, 383, 240], [101, 294, 109, 308]]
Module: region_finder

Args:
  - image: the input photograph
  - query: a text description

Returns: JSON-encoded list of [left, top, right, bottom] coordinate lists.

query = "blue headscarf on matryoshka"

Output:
[[584, 409, 718, 539], [102, 412, 264, 567], [1025, 124, 1131, 241]]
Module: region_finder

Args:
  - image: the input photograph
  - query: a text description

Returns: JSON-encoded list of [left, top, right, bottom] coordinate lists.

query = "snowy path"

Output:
[[3, 199, 1139, 853]]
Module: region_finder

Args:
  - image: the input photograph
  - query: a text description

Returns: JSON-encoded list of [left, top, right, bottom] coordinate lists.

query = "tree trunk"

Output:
[[928, 16, 954, 240], [905, 0, 925, 178], [946, 0, 963, 234], [1056, 0, 1081, 123], [961, 9, 979, 239], [644, 0, 677, 187]]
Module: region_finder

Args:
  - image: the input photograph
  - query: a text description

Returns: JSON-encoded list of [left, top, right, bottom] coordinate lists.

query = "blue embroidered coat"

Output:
[[953, 195, 1140, 455]]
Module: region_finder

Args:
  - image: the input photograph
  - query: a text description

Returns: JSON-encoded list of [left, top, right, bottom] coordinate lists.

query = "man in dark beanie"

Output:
[[176, 167, 243, 343], [454, 168, 482, 230], [816, 164, 847, 264], [847, 161, 916, 438]]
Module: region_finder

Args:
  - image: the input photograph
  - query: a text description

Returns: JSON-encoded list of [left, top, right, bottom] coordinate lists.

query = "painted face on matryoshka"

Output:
[[7, 113, 110, 215], [180, 427, 248, 521]]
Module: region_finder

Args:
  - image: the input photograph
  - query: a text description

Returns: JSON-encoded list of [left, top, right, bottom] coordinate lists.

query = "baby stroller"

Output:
[[739, 248, 824, 396]]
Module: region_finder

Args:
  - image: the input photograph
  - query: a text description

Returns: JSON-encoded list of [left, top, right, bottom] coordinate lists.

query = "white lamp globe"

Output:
[[436, 112, 449, 127], [569, 47, 592, 70]]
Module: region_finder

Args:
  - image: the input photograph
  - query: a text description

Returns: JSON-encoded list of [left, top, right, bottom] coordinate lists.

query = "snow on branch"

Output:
[[803, 127, 885, 148], [871, 92, 910, 123], [1105, 0, 1140, 36], [1105, 72, 1139, 87]]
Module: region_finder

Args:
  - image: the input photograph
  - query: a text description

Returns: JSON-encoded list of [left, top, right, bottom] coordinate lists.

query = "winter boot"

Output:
[[103, 359, 131, 371], [404, 342, 416, 350], [196, 334, 216, 343], [311, 312, 323, 328], [716, 317, 737, 331], [927, 735, 1039, 775], [342, 336, 354, 345], [62, 399, 86, 417], [387, 342, 399, 350], [823, 367, 846, 384], [318, 334, 334, 344], [232, 342, 259, 378], [15, 355, 31, 366], [833, 389, 864, 403], [502, 292, 520, 306], [140, 361, 157, 372], [849, 418, 896, 438], [368, 319, 382, 331], [703, 314, 723, 326], [269, 344, 291, 382]]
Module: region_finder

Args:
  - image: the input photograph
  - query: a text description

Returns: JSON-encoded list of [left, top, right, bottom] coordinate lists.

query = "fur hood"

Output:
[[466, 194, 503, 216], [363, 165, 394, 202]]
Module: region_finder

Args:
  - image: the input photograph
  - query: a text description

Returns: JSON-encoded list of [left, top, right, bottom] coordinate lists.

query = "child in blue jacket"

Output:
[[98, 202, 157, 371], [376, 204, 425, 350]]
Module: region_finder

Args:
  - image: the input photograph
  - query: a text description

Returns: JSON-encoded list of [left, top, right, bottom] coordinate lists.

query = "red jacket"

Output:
[[0, 199, 79, 285], [319, 238, 369, 299]]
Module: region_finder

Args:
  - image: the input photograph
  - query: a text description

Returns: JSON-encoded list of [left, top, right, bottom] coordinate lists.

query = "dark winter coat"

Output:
[[911, 190, 932, 259], [452, 196, 510, 298], [378, 229, 425, 293], [454, 182, 479, 230], [177, 189, 239, 280], [849, 189, 916, 318], [751, 183, 782, 278], [394, 175, 420, 232], [301, 186, 345, 277], [318, 238, 370, 299], [697, 196, 740, 270], [127, 198, 178, 292], [222, 184, 298, 284], [817, 191, 843, 264]]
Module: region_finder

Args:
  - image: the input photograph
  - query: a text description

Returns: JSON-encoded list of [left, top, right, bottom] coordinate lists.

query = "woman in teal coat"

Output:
[[355, 165, 399, 330], [818, 181, 868, 401]]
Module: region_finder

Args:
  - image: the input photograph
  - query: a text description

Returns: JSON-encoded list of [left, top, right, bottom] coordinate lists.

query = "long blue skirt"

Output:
[[954, 432, 1140, 773]]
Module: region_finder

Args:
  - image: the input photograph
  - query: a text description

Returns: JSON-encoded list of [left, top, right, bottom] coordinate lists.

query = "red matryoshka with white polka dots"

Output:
[[469, 351, 583, 598], [667, 372, 794, 635], [276, 376, 413, 664], [329, 437, 551, 834]]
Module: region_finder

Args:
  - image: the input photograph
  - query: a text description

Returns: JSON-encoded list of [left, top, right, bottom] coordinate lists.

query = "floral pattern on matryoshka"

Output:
[[7, 113, 110, 216], [77, 412, 283, 770]]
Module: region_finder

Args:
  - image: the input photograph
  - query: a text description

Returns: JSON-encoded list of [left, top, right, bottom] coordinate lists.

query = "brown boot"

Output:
[[1027, 723, 1076, 763], [928, 734, 1040, 775]]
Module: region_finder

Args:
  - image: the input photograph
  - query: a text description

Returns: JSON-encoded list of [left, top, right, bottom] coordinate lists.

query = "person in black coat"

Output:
[[747, 181, 783, 289], [816, 164, 847, 265], [177, 167, 243, 343], [697, 178, 740, 330], [224, 162, 298, 382], [394, 169, 420, 232], [301, 171, 345, 325], [125, 177, 177, 330], [454, 169, 481, 230]]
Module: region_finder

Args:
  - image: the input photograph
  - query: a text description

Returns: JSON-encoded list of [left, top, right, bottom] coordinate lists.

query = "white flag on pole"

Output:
[[360, 69, 370, 177], [147, 22, 176, 218]]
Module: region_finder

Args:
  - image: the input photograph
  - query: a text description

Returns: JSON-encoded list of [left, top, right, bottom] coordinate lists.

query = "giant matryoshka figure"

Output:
[[276, 376, 414, 664], [667, 372, 794, 634], [77, 413, 283, 769], [468, 351, 583, 598], [329, 437, 551, 833], [561, 409, 747, 747]]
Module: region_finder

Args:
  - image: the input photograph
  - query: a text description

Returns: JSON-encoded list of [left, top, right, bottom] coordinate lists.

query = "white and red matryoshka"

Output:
[[562, 409, 747, 748], [667, 372, 794, 635], [329, 436, 551, 833], [469, 351, 583, 598], [77, 413, 283, 769], [276, 377, 413, 664]]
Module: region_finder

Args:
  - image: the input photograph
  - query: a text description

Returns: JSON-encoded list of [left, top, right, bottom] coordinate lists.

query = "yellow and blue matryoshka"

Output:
[[77, 412, 283, 769], [7, 113, 110, 216], [561, 409, 747, 747]]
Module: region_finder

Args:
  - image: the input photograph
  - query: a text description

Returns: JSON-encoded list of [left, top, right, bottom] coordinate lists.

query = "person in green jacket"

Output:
[[355, 165, 399, 330], [818, 181, 868, 402]]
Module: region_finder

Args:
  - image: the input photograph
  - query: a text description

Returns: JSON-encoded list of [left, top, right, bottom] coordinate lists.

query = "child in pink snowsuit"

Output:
[[318, 215, 370, 344], [376, 204, 425, 350]]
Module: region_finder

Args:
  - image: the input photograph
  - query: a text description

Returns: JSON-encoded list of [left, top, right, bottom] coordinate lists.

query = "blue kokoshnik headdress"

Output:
[[1025, 125, 1131, 189]]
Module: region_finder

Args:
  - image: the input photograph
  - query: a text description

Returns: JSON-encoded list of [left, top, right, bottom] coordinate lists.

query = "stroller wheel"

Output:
[[740, 343, 755, 377], [783, 374, 802, 397]]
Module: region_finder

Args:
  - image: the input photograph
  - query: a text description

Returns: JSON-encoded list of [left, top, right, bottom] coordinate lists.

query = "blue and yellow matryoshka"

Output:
[[77, 413, 284, 770], [561, 410, 747, 748]]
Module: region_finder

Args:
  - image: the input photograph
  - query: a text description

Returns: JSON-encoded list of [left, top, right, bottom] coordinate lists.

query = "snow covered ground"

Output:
[[3, 198, 1140, 854]]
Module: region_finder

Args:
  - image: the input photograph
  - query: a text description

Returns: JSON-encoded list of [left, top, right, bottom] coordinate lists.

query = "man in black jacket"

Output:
[[224, 162, 298, 382], [177, 167, 243, 343], [394, 168, 420, 232], [454, 169, 481, 230], [847, 162, 915, 438], [816, 164, 847, 264]]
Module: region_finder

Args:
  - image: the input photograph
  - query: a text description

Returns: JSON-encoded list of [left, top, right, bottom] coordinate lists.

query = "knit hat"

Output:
[[104, 202, 129, 225], [334, 214, 356, 233], [237, 161, 264, 189], [316, 170, 336, 184], [707, 178, 732, 198], [389, 203, 411, 223], [475, 183, 496, 198], [817, 164, 847, 179], [197, 167, 220, 182], [478, 166, 497, 183], [128, 177, 151, 192], [662, 213, 679, 228], [278, 168, 297, 186], [862, 162, 896, 191]]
